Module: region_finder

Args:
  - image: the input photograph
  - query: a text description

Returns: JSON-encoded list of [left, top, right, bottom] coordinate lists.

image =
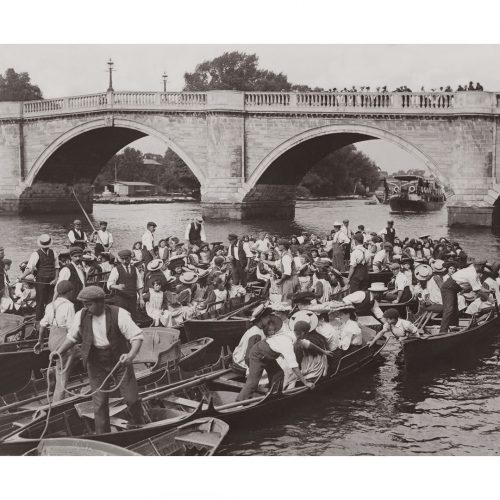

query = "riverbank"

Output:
[[94, 196, 197, 205]]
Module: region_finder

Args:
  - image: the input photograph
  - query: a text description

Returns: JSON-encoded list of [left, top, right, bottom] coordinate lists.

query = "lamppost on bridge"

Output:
[[107, 58, 115, 92], [162, 71, 168, 92]]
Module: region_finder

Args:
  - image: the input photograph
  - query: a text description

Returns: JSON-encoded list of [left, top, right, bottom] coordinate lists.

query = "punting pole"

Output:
[[71, 187, 104, 247]]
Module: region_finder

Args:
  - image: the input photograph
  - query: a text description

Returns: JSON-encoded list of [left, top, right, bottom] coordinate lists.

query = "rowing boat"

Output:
[[24, 417, 229, 456], [402, 308, 500, 368], [0, 337, 386, 455]]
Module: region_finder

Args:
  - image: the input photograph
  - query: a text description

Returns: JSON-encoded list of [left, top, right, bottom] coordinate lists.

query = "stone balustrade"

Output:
[[0, 90, 495, 119]]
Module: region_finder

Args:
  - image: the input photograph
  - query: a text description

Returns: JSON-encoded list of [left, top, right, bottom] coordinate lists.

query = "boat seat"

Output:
[[175, 431, 219, 447], [74, 401, 127, 420], [163, 396, 203, 410]]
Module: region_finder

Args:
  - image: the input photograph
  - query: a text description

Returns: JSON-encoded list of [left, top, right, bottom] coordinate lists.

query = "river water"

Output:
[[1, 199, 500, 455]]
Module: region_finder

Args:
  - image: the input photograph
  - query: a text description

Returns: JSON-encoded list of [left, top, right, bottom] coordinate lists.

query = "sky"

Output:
[[2, 44, 499, 173]]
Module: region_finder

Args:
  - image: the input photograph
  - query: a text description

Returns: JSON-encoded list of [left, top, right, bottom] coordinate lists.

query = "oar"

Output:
[[141, 367, 233, 403], [71, 188, 104, 247]]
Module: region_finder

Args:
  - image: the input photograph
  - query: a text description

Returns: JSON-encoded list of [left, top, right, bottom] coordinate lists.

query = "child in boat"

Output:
[[158, 239, 169, 261], [368, 308, 421, 347], [132, 241, 143, 263], [145, 279, 169, 326]]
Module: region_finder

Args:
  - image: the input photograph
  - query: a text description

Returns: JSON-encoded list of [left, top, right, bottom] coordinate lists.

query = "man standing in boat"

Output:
[[68, 220, 88, 249], [57, 246, 86, 311], [50, 285, 144, 434], [19, 234, 60, 321], [440, 257, 488, 333], [184, 217, 206, 246], [141, 221, 157, 266], [107, 249, 144, 318], [345, 232, 370, 293], [379, 220, 396, 245], [92, 221, 113, 256], [228, 233, 248, 286]]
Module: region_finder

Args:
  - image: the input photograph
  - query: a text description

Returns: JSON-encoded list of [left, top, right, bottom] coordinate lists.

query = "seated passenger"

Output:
[[465, 290, 494, 315], [368, 308, 421, 346], [316, 312, 341, 351], [293, 320, 328, 381], [330, 304, 362, 351], [236, 314, 315, 402], [383, 263, 412, 304], [372, 242, 393, 272]]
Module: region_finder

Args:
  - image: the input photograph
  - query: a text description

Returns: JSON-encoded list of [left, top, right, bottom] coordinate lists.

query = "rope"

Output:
[[39, 353, 127, 440]]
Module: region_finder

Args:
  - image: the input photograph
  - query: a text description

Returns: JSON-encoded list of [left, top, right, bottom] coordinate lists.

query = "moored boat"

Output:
[[402, 308, 500, 368]]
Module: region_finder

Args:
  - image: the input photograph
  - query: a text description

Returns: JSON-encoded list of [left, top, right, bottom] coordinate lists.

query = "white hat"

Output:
[[288, 309, 319, 333], [333, 221, 342, 227], [38, 234, 52, 248], [179, 271, 199, 284], [147, 259, 164, 272], [430, 259, 446, 273], [368, 282, 388, 292], [414, 264, 433, 281]]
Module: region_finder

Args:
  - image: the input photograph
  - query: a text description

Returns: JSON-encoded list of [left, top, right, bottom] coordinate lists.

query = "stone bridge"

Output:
[[1, 89, 500, 226]]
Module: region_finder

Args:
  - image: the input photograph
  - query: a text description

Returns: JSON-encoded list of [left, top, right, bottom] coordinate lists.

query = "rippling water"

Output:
[[1, 199, 500, 455]]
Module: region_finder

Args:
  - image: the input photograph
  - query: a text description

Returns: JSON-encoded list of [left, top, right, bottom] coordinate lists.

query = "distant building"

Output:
[[113, 181, 158, 197]]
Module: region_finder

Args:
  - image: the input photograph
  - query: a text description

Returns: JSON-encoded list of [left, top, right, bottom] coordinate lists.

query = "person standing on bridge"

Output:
[[68, 220, 88, 249], [141, 221, 157, 266], [184, 217, 206, 246], [19, 234, 60, 321]]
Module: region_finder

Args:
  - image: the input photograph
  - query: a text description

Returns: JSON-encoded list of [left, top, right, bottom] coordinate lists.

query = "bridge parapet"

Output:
[[1, 90, 499, 120]]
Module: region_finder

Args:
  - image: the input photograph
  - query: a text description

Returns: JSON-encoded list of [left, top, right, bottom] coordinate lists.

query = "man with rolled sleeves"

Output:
[[92, 221, 113, 256], [107, 249, 144, 318], [51, 286, 144, 433], [57, 246, 86, 311]]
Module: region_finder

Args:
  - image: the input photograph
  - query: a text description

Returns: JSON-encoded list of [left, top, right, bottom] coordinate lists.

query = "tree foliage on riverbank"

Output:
[[0, 68, 43, 101]]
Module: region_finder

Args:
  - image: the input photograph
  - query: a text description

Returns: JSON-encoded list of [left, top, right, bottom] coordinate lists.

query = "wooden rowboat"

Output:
[[402, 308, 500, 368], [25, 417, 229, 456]]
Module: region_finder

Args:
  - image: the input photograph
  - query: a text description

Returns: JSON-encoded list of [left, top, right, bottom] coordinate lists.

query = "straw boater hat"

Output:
[[179, 271, 198, 285], [325, 300, 355, 314], [38, 234, 52, 248], [414, 263, 433, 281], [250, 304, 268, 322], [288, 309, 319, 333], [147, 259, 164, 272], [430, 259, 446, 273], [368, 282, 388, 292]]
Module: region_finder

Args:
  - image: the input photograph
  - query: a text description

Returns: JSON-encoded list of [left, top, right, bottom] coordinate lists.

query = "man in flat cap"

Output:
[[57, 246, 86, 311], [141, 222, 157, 266], [92, 221, 113, 256], [107, 249, 144, 318], [228, 233, 248, 286], [68, 219, 88, 249], [19, 234, 60, 321], [51, 285, 144, 433]]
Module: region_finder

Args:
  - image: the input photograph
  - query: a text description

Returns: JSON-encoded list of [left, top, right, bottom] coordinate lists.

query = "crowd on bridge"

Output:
[[317, 81, 484, 93]]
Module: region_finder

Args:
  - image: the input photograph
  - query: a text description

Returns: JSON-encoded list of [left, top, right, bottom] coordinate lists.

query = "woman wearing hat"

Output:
[[144, 259, 169, 292], [20, 234, 60, 321], [35, 280, 79, 402], [413, 263, 443, 313], [269, 239, 299, 303]]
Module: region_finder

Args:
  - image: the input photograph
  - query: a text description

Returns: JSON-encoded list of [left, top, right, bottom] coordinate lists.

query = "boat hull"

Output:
[[389, 198, 445, 213], [402, 313, 500, 368]]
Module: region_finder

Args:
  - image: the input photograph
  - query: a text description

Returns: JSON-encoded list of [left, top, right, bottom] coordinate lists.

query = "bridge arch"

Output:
[[25, 117, 206, 187], [244, 123, 448, 194]]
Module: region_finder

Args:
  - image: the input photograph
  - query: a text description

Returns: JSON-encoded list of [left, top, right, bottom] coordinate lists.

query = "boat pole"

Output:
[[71, 187, 104, 247]]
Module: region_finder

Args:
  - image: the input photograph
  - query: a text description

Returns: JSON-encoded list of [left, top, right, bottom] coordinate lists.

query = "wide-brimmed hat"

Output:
[[38, 234, 52, 248], [167, 257, 186, 271], [292, 291, 316, 305], [267, 302, 293, 312], [147, 259, 164, 272], [414, 263, 433, 281], [196, 269, 210, 279], [179, 271, 198, 284], [327, 301, 355, 315], [82, 254, 96, 262], [368, 282, 388, 292], [288, 309, 319, 333], [250, 304, 268, 322], [430, 259, 446, 273], [333, 221, 342, 227]]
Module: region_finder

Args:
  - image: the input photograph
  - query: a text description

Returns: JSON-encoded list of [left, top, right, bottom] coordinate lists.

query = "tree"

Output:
[[0, 68, 43, 101], [184, 52, 293, 92]]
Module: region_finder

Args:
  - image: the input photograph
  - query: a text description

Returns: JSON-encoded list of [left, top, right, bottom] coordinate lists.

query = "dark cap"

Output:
[[56, 280, 74, 296], [77, 286, 105, 302], [147, 221, 157, 227], [69, 246, 83, 256], [118, 249, 133, 259], [99, 221, 108, 225], [228, 233, 238, 241]]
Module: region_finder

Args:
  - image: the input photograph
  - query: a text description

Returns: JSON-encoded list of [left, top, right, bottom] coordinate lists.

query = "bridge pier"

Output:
[[448, 205, 494, 227]]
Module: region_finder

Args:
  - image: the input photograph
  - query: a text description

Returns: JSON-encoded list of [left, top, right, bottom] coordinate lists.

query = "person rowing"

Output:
[[342, 282, 386, 321], [367, 308, 421, 347]]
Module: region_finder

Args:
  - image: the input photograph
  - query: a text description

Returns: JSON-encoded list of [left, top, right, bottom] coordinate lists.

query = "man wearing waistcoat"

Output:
[[51, 285, 144, 434], [57, 246, 86, 311], [20, 234, 60, 321], [228, 233, 248, 286], [68, 220, 88, 249], [184, 217, 206, 246], [107, 249, 144, 318]]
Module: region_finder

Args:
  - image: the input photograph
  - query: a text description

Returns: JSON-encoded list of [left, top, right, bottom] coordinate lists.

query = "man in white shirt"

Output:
[[372, 242, 394, 272], [57, 247, 86, 309], [184, 217, 206, 245], [253, 232, 270, 253], [68, 220, 88, 249], [368, 308, 420, 347], [342, 282, 386, 320], [384, 263, 412, 303], [35, 280, 77, 402], [92, 221, 113, 255], [345, 233, 369, 293], [440, 259, 487, 332], [51, 285, 144, 434], [236, 314, 314, 401], [141, 221, 157, 266]]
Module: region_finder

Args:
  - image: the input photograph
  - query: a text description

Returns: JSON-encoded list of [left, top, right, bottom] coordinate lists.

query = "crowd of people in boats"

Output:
[[0, 215, 497, 430]]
